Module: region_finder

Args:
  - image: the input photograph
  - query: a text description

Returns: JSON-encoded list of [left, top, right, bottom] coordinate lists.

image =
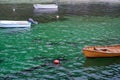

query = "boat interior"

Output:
[[84, 45, 120, 53]]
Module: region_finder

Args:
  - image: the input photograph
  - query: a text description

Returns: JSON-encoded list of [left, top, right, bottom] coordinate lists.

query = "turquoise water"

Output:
[[0, 16, 120, 80], [0, 4, 120, 80]]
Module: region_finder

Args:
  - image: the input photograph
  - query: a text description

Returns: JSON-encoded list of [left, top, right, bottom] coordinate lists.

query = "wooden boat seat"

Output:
[[94, 47, 120, 53], [83, 45, 120, 57], [94, 47, 111, 53]]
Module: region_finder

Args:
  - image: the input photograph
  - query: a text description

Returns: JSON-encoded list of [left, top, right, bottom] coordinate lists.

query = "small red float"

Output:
[[53, 59, 60, 64]]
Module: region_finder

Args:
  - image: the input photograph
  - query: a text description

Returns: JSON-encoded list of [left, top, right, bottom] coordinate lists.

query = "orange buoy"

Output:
[[53, 59, 60, 64]]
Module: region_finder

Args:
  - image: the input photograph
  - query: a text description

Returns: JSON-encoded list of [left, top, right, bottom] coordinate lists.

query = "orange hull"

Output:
[[83, 45, 120, 58]]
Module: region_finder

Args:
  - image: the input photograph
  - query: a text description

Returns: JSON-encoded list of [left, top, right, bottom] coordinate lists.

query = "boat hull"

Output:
[[83, 45, 120, 58], [33, 4, 58, 9], [0, 20, 31, 28]]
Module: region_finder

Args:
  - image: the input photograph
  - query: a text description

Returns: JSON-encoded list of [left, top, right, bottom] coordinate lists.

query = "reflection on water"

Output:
[[0, 3, 120, 22], [0, 4, 60, 23], [84, 57, 120, 67], [59, 3, 120, 16], [0, 28, 30, 34], [33, 8, 58, 16], [0, 4, 33, 20]]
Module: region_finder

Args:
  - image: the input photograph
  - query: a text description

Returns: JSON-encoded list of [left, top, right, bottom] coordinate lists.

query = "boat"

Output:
[[33, 8, 58, 15], [33, 4, 58, 9], [83, 45, 120, 58], [0, 20, 31, 28]]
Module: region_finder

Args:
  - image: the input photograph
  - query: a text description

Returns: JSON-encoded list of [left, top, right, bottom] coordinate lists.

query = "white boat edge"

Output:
[[0, 20, 31, 28], [33, 4, 58, 9]]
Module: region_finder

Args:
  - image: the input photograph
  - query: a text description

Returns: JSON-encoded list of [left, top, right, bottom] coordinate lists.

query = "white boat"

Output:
[[0, 20, 31, 28], [33, 4, 58, 9], [33, 8, 58, 15]]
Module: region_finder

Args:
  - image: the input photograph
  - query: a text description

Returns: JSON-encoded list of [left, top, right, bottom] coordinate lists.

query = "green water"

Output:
[[0, 3, 120, 80], [0, 15, 120, 80]]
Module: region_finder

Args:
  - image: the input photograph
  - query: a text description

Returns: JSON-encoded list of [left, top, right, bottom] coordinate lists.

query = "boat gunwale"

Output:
[[83, 45, 120, 54], [0, 21, 30, 24]]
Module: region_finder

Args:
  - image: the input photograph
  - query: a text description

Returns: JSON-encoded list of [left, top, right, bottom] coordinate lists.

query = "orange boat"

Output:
[[83, 45, 120, 58]]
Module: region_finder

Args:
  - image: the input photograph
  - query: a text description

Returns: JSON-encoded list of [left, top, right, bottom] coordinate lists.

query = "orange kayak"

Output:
[[83, 45, 120, 58]]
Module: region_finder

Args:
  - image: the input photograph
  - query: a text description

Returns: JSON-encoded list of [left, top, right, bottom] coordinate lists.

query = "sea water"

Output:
[[0, 3, 120, 80]]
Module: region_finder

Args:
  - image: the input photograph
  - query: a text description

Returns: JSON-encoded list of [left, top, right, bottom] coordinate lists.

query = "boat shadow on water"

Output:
[[0, 59, 4, 64], [84, 57, 120, 67], [0, 28, 30, 34]]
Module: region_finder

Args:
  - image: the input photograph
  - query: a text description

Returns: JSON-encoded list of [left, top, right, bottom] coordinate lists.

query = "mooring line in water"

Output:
[[60, 67, 75, 80], [20, 64, 49, 73], [0, 76, 15, 80], [6, 55, 72, 79], [6, 64, 47, 77]]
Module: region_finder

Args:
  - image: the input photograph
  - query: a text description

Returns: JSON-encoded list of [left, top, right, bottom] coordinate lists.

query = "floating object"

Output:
[[56, 15, 59, 19], [33, 4, 58, 9], [13, 8, 16, 12], [33, 4, 58, 15], [53, 59, 60, 64], [0, 20, 31, 28], [83, 45, 120, 58], [28, 18, 38, 24]]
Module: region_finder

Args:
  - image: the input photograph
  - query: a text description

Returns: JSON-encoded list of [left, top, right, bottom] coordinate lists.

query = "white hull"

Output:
[[33, 4, 58, 9], [0, 20, 31, 28], [33, 8, 58, 15]]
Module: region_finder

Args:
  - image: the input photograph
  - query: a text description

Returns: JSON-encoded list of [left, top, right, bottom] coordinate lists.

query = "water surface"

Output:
[[0, 3, 120, 80]]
